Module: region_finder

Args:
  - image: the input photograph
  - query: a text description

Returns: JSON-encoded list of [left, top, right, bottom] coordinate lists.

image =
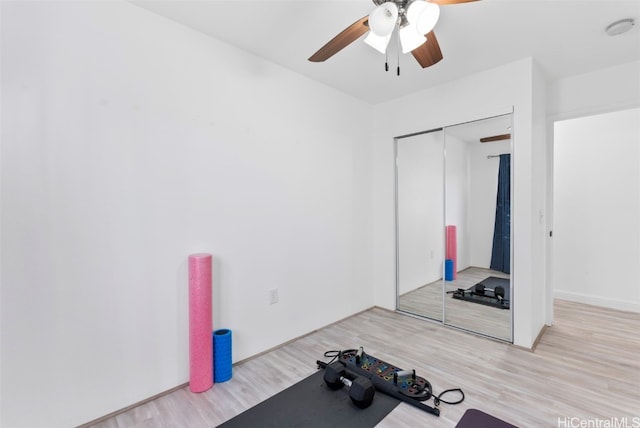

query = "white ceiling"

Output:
[[129, 0, 640, 104]]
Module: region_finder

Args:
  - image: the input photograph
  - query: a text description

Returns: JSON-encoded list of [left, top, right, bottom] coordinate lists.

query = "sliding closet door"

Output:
[[396, 129, 445, 321], [443, 114, 513, 342]]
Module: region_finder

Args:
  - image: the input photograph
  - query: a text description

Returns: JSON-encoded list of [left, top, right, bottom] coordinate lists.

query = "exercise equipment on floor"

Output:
[[213, 328, 233, 383], [188, 253, 213, 393], [317, 347, 464, 417], [321, 361, 375, 408], [474, 283, 505, 300], [449, 276, 510, 310], [217, 369, 399, 428]]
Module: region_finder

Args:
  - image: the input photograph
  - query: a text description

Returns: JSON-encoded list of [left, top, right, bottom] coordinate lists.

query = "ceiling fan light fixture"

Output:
[[369, 2, 399, 37], [416, 2, 440, 34], [399, 23, 427, 53], [364, 31, 391, 53], [406, 0, 428, 23]]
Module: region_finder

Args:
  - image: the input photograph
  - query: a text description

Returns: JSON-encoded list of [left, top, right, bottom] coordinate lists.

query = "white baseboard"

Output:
[[554, 289, 640, 313]]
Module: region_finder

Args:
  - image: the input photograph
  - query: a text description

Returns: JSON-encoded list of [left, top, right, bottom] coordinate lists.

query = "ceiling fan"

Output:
[[309, 0, 479, 69]]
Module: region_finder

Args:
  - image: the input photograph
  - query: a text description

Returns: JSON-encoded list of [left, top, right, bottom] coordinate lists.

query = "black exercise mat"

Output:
[[451, 276, 510, 309], [217, 370, 400, 428], [456, 408, 518, 427]]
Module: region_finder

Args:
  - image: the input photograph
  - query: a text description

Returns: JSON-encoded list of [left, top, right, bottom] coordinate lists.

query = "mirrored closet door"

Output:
[[395, 114, 513, 342], [396, 129, 445, 321], [442, 114, 512, 342]]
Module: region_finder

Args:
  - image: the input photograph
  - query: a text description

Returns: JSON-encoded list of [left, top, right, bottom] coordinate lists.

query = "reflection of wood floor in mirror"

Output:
[[398, 267, 511, 341]]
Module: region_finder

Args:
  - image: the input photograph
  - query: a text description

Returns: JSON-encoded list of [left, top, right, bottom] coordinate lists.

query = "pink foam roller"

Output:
[[188, 253, 213, 393], [446, 226, 457, 280]]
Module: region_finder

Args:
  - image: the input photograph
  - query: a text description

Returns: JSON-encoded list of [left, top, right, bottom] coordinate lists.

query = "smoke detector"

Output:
[[605, 18, 635, 36]]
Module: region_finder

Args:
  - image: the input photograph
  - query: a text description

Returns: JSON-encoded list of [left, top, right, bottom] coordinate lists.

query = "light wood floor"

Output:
[[88, 300, 640, 428], [399, 267, 511, 341]]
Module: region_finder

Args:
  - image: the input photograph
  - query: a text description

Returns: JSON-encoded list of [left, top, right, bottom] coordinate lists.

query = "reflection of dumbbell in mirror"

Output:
[[323, 361, 375, 408], [474, 284, 506, 301]]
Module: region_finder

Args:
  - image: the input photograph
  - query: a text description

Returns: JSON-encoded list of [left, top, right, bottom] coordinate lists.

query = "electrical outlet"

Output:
[[269, 288, 278, 305]]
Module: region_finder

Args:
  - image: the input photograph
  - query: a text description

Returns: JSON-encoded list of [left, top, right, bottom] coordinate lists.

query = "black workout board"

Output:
[[216, 369, 400, 428], [451, 276, 510, 309]]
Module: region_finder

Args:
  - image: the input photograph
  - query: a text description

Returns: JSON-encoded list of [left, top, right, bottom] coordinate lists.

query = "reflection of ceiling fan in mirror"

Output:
[[480, 134, 512, 143], [308, 0, 480, 69]]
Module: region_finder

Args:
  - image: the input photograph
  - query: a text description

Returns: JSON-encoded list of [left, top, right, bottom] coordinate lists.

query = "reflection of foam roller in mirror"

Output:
[[213, 329, 232, 383], [446, 226, 457, 279], [445, 259, 454, 281]]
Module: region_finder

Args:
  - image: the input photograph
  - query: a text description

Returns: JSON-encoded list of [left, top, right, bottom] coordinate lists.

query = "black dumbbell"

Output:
[[323, 362, 375, 408], [475, 284, 506, 300]]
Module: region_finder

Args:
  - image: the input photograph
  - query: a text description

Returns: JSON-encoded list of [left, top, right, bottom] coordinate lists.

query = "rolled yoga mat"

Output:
[[188, 253, 213, 393], [446, 225, 457, 280], [213, 329, 232, 382]]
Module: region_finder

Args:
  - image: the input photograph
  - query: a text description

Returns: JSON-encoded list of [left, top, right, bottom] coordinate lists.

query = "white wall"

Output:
[[553, 108, 640, 312], [8, 3, 635, 427], [444, 134, 511, 272], [546, 61, 640, 322], [530, 61, 549, 336], [444, 135, 470, 272], [397, 132, 445, 294], [548, 61, 640, 121], [468, 139, 511, 269], [372, 58, 548, 349], [0, 2, 373, 427]]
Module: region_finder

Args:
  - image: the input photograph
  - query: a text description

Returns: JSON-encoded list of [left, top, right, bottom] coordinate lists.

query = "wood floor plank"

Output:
[[87, 300, 640, 428]]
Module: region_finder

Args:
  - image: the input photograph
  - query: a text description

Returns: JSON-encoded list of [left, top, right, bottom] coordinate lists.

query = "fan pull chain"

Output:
[[385, 50, 389, 72], [396, 34, 400, 76]]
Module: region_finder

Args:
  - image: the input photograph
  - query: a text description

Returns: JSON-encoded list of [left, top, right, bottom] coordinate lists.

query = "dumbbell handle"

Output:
[[318, 360, 359, 389], [340, 376, 352, 388], [393, 369, 415, 384]]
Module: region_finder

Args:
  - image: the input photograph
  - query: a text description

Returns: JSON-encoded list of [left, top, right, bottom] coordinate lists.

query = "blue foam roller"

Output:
[[445, 259, 454, 281], [213, 329, 232, 383]]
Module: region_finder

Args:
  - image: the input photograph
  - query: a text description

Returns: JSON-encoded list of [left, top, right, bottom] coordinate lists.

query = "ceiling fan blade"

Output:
[[411, 31, 443, 68], [308, 16, 369, 62], [428, 0, 480, 5], [480, 134, 511, 143]]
